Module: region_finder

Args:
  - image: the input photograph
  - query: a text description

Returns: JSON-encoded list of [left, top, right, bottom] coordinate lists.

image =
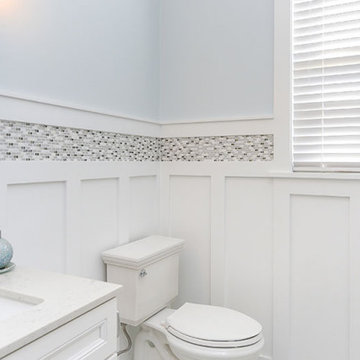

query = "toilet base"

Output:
[[133, 326, 176, 360], [133, 308, 177, 360]]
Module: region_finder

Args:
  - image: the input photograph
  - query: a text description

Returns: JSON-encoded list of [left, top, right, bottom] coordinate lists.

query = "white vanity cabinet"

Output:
[[4, 298, 118, 360]]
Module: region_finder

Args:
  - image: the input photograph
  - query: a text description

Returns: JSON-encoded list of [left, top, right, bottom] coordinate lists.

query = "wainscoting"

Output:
[[160, 162, 360, 360], [273, 179, 360, 360], [1, 160, 359, 360], [0, 161, 160, 281]]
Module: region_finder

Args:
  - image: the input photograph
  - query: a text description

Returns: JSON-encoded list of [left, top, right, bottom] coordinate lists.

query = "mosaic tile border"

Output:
[[0, 120, 273, 162], [160, 135, 273, 161], [0, 120, 160, 161]]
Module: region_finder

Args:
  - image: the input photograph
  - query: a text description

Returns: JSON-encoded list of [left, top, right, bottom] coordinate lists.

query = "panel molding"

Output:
[[0, 162, 160, 279], [129, 175, 159, 241], [273, 179, 360, 360], [168, 175, 212, 306], [161, 166, 360, 360], [6, 181, 66, 272], [210, 175, 225, 306], [2, 159, 360, 360]]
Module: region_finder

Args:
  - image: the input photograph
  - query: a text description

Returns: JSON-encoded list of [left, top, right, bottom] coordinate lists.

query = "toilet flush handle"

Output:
[[139, 269, 147, 278]]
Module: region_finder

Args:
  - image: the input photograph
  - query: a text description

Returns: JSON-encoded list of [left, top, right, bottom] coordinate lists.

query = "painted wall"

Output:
[[0, 0, 160, 121], [159, 0, 274, 122], [0, 0, 273, 124]]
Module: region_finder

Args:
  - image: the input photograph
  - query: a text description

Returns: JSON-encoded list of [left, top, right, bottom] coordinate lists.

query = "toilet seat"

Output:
[[165, 303, 263, 349], [167, 327, 263, 348], [166, 331, 265, 360]]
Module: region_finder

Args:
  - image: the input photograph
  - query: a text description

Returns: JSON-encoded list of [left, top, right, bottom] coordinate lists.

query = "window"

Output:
[[292, 0, 360, 171]]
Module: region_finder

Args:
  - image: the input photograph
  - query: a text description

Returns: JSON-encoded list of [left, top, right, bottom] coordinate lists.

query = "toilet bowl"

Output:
[[134, 304, 263, 360], [165, 302, 263, 360], [102, 236, 264, 360]]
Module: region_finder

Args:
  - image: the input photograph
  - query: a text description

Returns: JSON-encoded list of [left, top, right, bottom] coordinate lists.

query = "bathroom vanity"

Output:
[[0, 267, 121, 360]]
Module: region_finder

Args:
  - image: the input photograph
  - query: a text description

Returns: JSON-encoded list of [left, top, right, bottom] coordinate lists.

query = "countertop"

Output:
[[0, 267, 121, 358]]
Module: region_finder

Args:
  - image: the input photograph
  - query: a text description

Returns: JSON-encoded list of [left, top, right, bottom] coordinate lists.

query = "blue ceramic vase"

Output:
[[0, 231, 13, 269]]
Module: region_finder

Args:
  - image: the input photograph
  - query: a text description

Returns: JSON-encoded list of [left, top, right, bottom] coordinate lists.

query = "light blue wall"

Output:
[[0, 0, 274, 123], [0, 0, 160, 121], [159, 0, 274, 122]]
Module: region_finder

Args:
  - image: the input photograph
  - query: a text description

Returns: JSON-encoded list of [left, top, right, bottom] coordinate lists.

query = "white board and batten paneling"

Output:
[[273, 179, 360, 360], [79, 178, 119, 280], [160, 164, 275, 359], [1, 156, 359, 360], [2, 156, 359, 360], [168, 175, 212, 307], [224, 177, 273, 357], [6, 181, 67, 272], [160, 162, 360, 360], [0, 162, 160, 281], [129, 175, 159, 242]]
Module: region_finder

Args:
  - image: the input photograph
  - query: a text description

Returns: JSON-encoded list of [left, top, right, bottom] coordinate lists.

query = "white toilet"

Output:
[[102, 236, 264, 360]]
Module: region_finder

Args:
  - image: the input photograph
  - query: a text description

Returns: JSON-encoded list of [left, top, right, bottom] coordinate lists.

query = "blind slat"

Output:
[[294, 55, 360, 71], [294, 89, 360, 103], [294, 19, 360, 37], [294, 72, 360, 87], [294, 37, 360, 54], [294, 10, 360, 28], [295, 63, 360, 78], [295, 0, 360, 13], [294, 119, 360, 128], [295, 99, 360, 109], [294, 46, 360, 62], [294, 2, 360, 20]]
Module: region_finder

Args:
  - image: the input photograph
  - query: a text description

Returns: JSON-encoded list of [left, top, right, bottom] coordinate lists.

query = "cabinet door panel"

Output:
[[4, 299, 117, 360]]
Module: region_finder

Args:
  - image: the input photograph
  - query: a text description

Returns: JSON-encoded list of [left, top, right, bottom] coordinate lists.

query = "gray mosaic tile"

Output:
[[0, 120, 160, 161], [0, 120, 273, 162], [159, 135, 273, 161]]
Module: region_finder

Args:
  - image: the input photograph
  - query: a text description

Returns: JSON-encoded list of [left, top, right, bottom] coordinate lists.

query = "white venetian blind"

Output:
[[293, 0, 360, 170]]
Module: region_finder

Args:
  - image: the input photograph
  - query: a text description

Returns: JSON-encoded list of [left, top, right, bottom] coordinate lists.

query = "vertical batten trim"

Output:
[[118, 176, 131, 245], [155, 173, 161, 235], [210, 175, 226, 306], [349, 193, 360, 360], [65, 178, 82, 275], [272, 179, 292, 360], [159, 168, 171, 236]]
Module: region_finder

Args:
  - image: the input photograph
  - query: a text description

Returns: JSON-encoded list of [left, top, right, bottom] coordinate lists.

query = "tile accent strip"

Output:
[[160, 135, 273, 161], [0, 120, 273, 162], [0, 120, 160, 161]]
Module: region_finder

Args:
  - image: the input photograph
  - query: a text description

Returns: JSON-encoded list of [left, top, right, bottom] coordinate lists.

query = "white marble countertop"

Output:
[[0, 267, 121, 358]]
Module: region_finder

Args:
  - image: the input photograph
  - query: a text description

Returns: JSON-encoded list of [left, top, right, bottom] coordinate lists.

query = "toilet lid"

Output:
[[165, 303, 262, 348]]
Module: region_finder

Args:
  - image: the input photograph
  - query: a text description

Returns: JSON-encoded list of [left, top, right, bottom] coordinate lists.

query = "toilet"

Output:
[[102, 236, 264, 360]]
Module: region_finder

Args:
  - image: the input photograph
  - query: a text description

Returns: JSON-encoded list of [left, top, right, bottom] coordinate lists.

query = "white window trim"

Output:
[[273, 0, 293, 173]]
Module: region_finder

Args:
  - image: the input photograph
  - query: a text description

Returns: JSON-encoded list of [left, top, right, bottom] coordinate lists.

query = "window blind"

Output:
[[293, 0, 360, 170]]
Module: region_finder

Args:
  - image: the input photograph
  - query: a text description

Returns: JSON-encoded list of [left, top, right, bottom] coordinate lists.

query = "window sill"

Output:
[[269, 170, 360, 181]]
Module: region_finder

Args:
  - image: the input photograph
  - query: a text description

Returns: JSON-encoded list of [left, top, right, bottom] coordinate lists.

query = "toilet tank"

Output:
[[102, 235, 184, 326]]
